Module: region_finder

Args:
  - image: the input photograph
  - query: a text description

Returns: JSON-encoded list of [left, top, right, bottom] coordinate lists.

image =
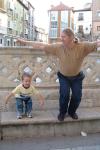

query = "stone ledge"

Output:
[[1, 108, 100, 125], [1, 107, 100, 139]]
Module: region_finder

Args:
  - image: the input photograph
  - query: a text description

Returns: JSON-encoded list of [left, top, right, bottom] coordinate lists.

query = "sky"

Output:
[[28, 0, 92, 32]]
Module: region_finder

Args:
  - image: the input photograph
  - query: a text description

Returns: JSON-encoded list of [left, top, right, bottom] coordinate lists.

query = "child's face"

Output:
[[22, 76, 32, 88]]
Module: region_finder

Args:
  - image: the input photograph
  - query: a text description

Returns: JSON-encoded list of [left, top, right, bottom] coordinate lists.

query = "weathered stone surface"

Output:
[[1, 88, 100, 112], [1, 107, 100, 139], [0, 47, 99, 112]]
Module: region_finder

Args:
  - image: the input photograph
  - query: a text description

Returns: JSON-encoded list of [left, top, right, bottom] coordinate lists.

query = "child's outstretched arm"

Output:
[[5, 92, 14, 104]]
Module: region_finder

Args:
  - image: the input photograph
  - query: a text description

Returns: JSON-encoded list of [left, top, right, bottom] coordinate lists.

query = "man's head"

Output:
[[22, 73, 32, 88], [61, 28, 75, 46]]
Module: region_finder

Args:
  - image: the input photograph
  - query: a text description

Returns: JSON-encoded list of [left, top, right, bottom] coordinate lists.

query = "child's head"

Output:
[[22, 73, 32, 88]]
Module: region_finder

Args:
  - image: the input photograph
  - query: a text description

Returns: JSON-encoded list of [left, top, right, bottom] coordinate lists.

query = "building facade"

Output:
[[92, 0, 100, 39], [0, 0, 35, 46], [28, 2, 35, 41], [0, 0, 8, 46], [34, 26, 48, 43], [0, 8, 8, 46], [6, 0, 29, 46], [48, 2, 74, 43], [74, 3, 92, 40]]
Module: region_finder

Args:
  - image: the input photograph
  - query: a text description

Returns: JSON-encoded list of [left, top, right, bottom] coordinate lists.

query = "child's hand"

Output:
[[39, 98, 45, 110], [5, 96, 8, 104], [39, 100, 44, 107], [4, 93, 13, 105], [37, 94, 45, 109]]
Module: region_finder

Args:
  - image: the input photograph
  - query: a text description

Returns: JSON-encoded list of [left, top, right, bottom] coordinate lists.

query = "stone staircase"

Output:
[[1, 107, 100, 140], [0, 47, 100, 140]]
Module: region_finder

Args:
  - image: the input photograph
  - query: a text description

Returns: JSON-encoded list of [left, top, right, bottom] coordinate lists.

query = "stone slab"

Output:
[[1, 107, 100, 139]]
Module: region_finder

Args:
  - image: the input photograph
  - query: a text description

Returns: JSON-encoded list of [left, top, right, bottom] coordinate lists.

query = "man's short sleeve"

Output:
[[84, 42, 97, 56]]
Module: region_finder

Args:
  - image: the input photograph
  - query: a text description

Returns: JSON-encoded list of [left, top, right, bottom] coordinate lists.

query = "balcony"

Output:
[[8, 21, 13, 29], [24, 28, 28, 34], [24, 14, 28, 21]]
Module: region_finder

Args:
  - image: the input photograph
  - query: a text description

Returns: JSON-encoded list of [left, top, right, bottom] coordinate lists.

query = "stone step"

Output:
[[1, 107, 100, 140], [0, 87, 100, 112]]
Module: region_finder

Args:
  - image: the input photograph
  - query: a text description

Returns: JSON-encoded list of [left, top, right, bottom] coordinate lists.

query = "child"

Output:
[[5, 73, 44, 119]]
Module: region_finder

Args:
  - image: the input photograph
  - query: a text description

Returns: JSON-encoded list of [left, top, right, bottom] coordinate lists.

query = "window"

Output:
[[51, 11, 58, 21], [7, 2, 10, 9], [52, 16, 56, 20], [7, 40, 10, 46], [51, 21, 57, 28], [0, 39, 2, 44], [97, 26, 100, 31], [49, 29, 57, 38], [86, 27, 88, 31], [13, 42, 15, 46], [61, 11, 68, 30], [61, 21, 68, 29], [78, 25, 83, 33], [78, 13, 84, 21], [97, 11, 100, 17], [16, 13, 18, 19], [98, 12, 100, 17]]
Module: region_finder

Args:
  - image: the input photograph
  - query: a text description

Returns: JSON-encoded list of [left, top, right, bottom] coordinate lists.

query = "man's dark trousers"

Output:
[[57, 71, 85, 116]]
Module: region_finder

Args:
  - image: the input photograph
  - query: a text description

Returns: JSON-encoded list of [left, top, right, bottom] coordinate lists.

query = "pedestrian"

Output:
[[17, 28, 100, 121], [5, 72, 44, 119]]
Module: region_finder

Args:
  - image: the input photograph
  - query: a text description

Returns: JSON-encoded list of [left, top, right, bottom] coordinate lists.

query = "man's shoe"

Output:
[[58, 114, 65, 121], [69, 113, 78, 120]]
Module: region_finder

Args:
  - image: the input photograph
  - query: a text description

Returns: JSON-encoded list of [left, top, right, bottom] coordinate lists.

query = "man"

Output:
[[17, 28, 100, 121]]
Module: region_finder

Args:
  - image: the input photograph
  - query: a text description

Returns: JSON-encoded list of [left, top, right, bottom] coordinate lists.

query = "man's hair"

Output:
[[62, 28, 74, 37], [62, 28, 78, 43], [22, 72, 32, 80]]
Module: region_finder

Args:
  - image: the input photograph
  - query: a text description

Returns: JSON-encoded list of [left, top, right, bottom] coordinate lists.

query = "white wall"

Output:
[[0, 12, 8, 34], [74, 10, 92, 34]]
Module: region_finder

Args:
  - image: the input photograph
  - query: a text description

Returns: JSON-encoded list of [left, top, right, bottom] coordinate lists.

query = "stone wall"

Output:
[[0, 47, 100, 112]]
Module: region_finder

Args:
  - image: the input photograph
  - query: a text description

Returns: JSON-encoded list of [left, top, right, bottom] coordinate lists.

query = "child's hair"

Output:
[[22, 72, 32, 80], [62, 28, 78, 43]]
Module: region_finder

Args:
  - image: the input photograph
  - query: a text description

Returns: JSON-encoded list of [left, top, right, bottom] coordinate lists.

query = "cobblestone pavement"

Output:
[[0, 133, 100, 150]]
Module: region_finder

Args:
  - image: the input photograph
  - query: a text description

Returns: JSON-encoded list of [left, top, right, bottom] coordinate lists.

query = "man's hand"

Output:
[[96, 40, 100, 48]]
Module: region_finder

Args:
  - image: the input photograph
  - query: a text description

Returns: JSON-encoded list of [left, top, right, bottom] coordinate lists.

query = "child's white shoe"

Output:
[[17, 113, 22, 119], [27, 113, 32, 118]]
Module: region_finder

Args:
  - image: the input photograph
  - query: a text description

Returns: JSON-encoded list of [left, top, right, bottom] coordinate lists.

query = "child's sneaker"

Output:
[[17, 113, 22, 119], [27, 113, 32, 118]]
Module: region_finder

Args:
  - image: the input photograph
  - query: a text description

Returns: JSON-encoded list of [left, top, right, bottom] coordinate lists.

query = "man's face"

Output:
[[61, 32, 73, 46]]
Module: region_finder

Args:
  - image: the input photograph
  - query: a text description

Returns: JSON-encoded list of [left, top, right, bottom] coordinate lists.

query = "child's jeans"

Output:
[[16, 96, 32, 115]]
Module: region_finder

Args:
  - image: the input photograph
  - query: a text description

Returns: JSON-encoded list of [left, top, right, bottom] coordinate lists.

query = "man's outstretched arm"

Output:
[[94, 40, 100, 48], [16, 38, 58, 55], [16, 38, 47, 50]]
